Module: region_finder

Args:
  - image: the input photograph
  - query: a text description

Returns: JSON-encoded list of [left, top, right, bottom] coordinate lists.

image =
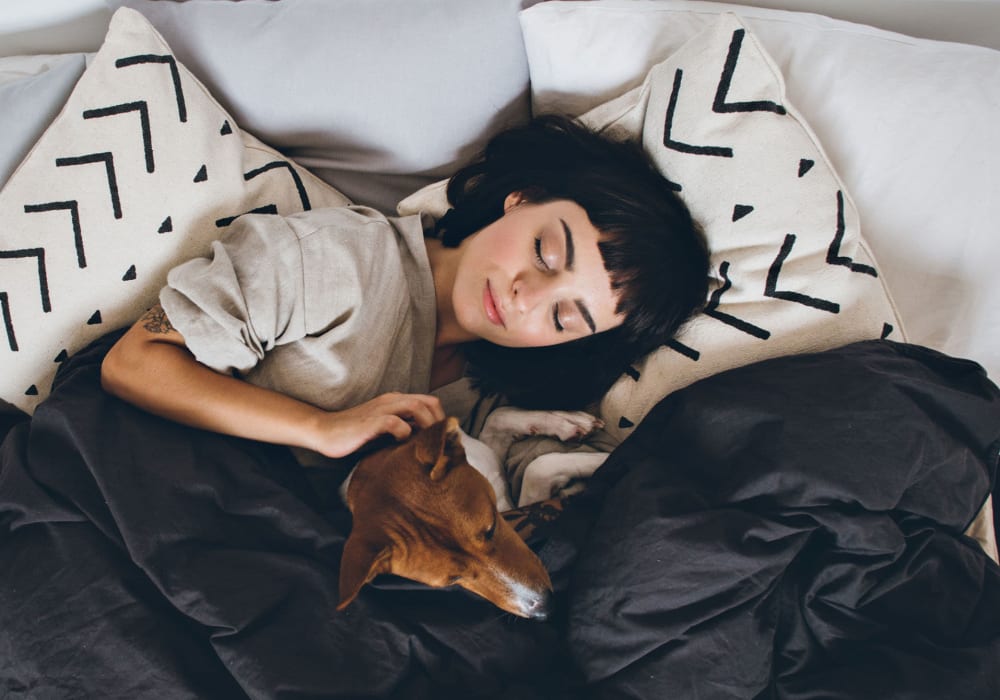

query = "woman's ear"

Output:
[[503, 191, 526, 212]]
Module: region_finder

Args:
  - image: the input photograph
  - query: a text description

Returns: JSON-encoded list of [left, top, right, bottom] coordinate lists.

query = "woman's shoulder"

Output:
[[281, 205, 423, 242]]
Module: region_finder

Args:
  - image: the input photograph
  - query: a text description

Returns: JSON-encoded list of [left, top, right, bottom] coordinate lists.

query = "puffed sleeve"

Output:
[[159, 214, 308, 375]]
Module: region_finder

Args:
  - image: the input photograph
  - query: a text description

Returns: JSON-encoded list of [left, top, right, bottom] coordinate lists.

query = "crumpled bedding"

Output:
[[2, 334, 998, 699]]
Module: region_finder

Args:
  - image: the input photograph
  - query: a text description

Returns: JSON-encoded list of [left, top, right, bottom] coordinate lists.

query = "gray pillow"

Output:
[[114, 0, 534, 212], [0, 53, 87, 189]]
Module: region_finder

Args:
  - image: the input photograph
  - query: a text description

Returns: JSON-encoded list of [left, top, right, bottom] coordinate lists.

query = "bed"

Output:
[[1, 1, 999, 697]]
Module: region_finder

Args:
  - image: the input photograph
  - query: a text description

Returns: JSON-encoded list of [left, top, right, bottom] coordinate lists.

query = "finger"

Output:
[[375, 414, 414, 442], [384, 394, 444, 428]]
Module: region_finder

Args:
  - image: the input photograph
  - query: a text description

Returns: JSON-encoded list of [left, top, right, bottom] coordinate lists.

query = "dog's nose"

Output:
[[523, 589, 551, 621]]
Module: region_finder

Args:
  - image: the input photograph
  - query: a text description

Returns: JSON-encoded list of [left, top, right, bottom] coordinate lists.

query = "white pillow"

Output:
[[113, 0, 533, 214], [0, 8, 350, 414], [570, 13, 902, 441], [520, 0, 1000, 386], [0, 53, 87, 188], [402, 13, 903, 444]]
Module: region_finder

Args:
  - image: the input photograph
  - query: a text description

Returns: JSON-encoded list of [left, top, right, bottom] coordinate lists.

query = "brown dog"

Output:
[[337, 417, 553, 619]]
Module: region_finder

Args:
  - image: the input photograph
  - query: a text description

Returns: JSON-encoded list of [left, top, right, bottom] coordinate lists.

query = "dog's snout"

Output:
[[523, 589, 551, 621]]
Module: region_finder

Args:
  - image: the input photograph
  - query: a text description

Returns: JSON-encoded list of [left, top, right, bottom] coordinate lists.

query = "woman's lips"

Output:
[[484, 281, 505, 327]]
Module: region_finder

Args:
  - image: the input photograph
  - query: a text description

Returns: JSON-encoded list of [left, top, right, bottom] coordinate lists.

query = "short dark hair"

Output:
[[435, 115, 709, 409]]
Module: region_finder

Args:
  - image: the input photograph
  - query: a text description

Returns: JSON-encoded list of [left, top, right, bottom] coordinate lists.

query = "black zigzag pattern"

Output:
[[765, 234, 841, 313], [827, 191, 877, 277], [245, 161, 312, 210], [2, 44, 316, 395], [84, 101, 155, 173], [23, 201, 86, 268], [705, 261, 771, 339], [56, 153, 122, 219], [713, 29, 787, 115], [663, 68, 734, 158], [115, 54, 187, 122]]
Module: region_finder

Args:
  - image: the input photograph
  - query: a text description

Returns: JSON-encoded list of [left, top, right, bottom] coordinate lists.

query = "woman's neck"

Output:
[[425, 237, 475, 349]]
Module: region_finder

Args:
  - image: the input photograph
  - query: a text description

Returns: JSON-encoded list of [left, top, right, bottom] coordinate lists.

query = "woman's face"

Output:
[[450, 194, 625, 348]]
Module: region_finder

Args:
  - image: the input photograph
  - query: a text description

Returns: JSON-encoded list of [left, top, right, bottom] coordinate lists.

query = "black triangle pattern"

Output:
[[657, 28, 887, 328], [1, 45, 329, 407]]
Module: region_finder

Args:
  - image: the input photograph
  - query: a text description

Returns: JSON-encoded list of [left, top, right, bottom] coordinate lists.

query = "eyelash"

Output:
[[534, 237, 548, 270], [535, 237, 566, 332]]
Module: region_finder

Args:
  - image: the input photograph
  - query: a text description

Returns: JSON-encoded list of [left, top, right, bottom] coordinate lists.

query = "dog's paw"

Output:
[[486, 407, 603, 442], [535, 410, 604, 442]]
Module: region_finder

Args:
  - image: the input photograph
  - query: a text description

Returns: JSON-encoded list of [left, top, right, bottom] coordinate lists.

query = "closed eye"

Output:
[[534, 237, 548, 270], [552, 305, 564, 332]]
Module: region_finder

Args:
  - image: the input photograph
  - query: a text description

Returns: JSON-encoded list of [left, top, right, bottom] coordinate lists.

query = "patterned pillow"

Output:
[[0, 8, 350, 414], [584, 14, 903, 441]]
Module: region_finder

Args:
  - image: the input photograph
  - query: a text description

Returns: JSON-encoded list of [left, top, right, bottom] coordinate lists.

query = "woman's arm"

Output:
[[101, 304, 444, 458]]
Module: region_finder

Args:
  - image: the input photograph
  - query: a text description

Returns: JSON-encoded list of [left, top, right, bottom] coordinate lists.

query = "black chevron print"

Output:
[[663, 68, 733, 157], [215, 204, 279, 228], [55, 153, 122, 219], [705, 261, 771, 339], [666, 337, 701, 361], [245, 161, 312, 211], [714, 29, 787, 115], [23, 201, 86, 268], [765, 234, 840, 313], [83, 101, 155, 173], [1, 291, 17, 351], [826, 191, 877, 277], [115, 54, 187, 122], [0, 248, 51, 312]]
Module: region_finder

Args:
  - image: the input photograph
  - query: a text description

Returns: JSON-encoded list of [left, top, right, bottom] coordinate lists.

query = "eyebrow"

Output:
[[575, 299, 597, 334], [561, 219, 575, 271]]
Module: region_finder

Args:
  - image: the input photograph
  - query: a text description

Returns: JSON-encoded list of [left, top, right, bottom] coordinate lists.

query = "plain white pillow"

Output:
[[0, 53, 87, 187], [521, 0, 1000, 383]]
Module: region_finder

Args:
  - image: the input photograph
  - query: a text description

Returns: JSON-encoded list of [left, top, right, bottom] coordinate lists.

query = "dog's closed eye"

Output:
[[482, 514, 497, 542]]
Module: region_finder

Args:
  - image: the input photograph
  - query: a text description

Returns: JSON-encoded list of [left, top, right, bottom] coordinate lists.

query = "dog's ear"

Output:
[[417, 417, 465, 482], [337, 531, 392, 611]]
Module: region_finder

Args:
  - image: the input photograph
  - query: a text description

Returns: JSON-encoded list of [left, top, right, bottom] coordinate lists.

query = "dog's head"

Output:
[[338, 417, 552, 619]]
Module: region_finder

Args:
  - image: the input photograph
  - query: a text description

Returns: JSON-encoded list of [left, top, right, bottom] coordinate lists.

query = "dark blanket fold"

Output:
[[1, 336, 999, 699], [568, 341, 1000, 699]]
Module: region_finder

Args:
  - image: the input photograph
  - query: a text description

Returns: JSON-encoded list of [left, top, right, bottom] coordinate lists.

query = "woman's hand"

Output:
[[306, 392, 445, 458]]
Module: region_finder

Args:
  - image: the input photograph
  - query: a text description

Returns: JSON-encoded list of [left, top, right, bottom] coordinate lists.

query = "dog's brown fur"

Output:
[[338, 417, 552, 619]]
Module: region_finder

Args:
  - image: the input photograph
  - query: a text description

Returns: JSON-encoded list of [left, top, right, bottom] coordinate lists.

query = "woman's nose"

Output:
[[512, 276, 546, 314]]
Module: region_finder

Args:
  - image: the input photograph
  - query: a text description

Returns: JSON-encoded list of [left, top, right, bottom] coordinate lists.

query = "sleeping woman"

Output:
[[100, 115, 709, 476]]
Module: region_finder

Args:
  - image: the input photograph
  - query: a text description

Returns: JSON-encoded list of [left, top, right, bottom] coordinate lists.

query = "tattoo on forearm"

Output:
[[141, 304, 175, 334]]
